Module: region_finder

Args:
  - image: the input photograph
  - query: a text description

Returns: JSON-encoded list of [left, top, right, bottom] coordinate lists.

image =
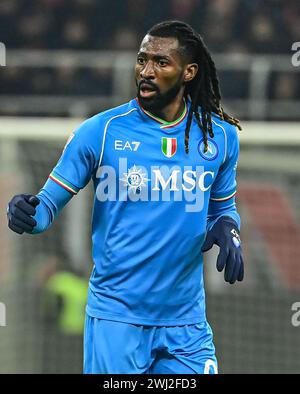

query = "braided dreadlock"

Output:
[[148, 20, 241, 154]]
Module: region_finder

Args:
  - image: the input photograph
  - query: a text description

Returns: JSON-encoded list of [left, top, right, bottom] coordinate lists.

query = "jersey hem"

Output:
[[85, 306, 206, 327]]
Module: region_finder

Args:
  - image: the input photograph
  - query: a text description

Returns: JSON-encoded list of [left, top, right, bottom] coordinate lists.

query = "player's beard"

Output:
[[136, 77, 183, 113]]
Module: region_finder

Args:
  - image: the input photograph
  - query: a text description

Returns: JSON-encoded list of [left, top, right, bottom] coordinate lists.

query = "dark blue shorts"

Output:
[[83, 315, 218, 374]]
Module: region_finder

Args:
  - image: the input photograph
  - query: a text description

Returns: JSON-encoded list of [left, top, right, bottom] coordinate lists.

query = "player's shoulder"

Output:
[[211, 113, 239, 143], [94, 99, 138, 125], [73, 100, 137, 138]]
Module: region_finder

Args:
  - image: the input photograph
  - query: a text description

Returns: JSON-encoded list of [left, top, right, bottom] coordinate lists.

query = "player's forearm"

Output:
[[31, 178, 73, 234], [30, 195, 53, 234], [206, 197, 240, 231]]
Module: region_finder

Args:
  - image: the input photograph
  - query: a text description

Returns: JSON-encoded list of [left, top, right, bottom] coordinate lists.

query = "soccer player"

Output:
[[7, 20, 244, 374]]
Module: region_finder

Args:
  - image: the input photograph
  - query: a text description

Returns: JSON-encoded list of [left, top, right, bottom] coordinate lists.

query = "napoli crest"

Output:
[[198, 138, 218, 161]]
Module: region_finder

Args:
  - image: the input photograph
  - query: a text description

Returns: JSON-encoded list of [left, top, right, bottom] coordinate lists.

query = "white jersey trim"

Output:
[[211, 118, 227, 165], [98, 108, 138, 168]]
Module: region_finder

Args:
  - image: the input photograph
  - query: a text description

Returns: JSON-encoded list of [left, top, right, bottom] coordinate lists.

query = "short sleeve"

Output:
[[49, 115, 102, 195]]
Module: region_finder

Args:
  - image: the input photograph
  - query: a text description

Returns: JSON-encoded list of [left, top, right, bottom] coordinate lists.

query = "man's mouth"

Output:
[[139, 82, 158, 98]]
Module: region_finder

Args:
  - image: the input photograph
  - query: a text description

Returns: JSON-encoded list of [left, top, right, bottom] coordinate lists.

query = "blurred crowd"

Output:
[[1, 0, 299, 52], [0, 0, 300, 115]]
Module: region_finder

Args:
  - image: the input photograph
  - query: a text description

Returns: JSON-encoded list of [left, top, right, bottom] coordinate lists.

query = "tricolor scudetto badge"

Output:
[[162, 137, 177, 158]]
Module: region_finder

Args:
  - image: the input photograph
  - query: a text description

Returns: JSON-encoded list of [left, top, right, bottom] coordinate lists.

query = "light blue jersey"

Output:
[[33, 98, 240, 326]]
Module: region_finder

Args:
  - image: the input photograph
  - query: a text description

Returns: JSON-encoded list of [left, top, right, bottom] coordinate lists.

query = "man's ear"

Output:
[[184, 63, 198, 83]]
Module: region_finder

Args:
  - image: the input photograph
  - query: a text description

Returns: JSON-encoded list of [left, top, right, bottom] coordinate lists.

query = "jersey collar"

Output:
[[136, 98, 188, 129]]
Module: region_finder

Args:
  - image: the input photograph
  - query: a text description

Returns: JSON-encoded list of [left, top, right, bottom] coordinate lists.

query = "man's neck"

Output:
[[147, 95, 186, 123]]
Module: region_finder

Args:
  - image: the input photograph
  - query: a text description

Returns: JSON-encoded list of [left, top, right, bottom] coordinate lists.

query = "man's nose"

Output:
[[140, 61, 155, 79]]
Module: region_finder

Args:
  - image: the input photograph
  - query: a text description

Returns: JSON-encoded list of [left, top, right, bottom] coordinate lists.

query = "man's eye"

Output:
[[158, 60, 168, 67]]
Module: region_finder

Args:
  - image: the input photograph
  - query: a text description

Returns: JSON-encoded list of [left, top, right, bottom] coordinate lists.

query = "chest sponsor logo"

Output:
[[96, 159, 215, 212], [120, 165, 149, 194], [162, 137, 177, 158], [198, 138, 218, 161], [115, 140, 140, 151]]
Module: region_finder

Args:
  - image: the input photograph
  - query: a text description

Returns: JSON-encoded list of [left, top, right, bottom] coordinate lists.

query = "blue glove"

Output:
[[7, 194, 40, 234], [201, 216, 244, 284]]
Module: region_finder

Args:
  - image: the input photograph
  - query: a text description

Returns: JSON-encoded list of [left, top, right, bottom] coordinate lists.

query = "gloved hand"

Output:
[[201, 216, 244, 284], [7, 194, 40, 234]]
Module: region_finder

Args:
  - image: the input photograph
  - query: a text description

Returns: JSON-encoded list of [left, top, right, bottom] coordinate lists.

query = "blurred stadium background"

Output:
[[1, 0, 300, 374]]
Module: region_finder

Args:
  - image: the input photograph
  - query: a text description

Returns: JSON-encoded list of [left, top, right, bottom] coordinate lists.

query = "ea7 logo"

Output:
[[115, 140, 140, 151]]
